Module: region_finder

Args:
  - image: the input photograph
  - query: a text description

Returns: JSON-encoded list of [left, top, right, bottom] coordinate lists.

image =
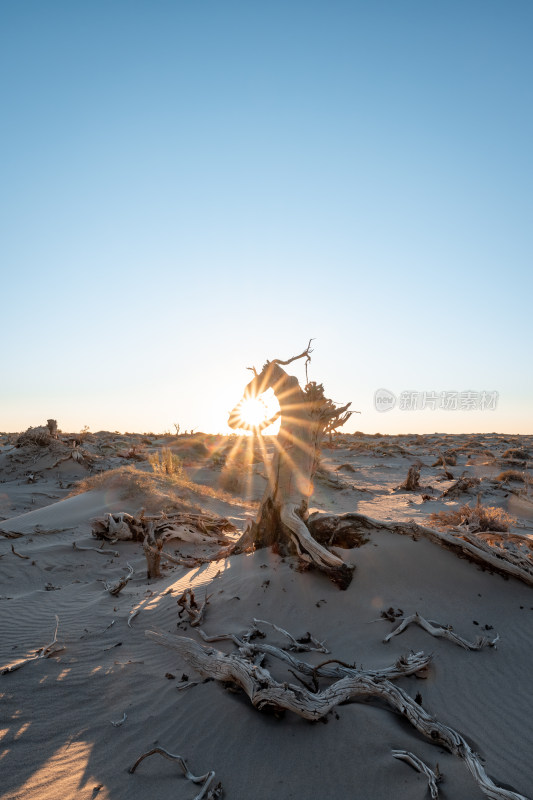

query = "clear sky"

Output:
[[2, 1, 532, 435]]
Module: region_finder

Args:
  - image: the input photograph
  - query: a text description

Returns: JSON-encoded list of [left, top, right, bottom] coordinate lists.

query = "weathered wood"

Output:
[[177, 589, 209, 627], [105, 562, 134, 596], [307, 510, 533, 587], [1, 616, 63, 674], [392, 750, 442, 799], [383, 612, 499, 650], [147, 631, 529, 800], [143, 522, 162, 579], [129, 746, 222, 799], [198, 625, 432, 680], [92, 511, 237, 579], [399, 463, 421, 491]]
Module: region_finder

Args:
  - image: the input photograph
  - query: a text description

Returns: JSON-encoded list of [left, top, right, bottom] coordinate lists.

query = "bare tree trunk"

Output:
[[229, 345, 354, 589], [399, 463, 421, 491], [46, 419, 58, 437]]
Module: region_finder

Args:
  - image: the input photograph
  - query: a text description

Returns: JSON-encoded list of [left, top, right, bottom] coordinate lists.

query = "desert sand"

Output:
[[1, 427, 533, 799]]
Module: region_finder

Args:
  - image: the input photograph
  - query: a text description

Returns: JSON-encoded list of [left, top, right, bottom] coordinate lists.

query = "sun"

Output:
[[238, 397, 269, 428], [234, 389, 281, 433]]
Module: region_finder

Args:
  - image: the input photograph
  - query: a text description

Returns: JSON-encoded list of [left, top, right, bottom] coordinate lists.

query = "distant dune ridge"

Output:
[[1, 428, 533, 799]]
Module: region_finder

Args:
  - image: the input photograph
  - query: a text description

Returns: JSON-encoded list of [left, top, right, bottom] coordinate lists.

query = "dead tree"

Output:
[[46, 419, 58, 437], [399, 463, 421, 491], [228, 342, 354, 589]]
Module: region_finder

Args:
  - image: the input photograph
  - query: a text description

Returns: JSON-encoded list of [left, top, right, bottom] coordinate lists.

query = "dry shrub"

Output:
[[70, 466, 192, 511], [502, 448, 529, 461], [430, 500, 515, 532], [71, 464, 257, 511], [148, 447, 183, 477], [16, 426, 52, 447], [174, 438, 209, 458], [496, 470, 532, 485]]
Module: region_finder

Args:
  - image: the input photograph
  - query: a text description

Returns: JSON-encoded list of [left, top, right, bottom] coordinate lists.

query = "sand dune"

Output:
[[1, 431, 532, 799]]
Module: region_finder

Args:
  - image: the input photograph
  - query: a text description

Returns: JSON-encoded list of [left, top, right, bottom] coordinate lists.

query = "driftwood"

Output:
[[399, 464, 421, 491], [127, 609, 140, 628], [252, 618, 328, 653], [104, 562, 134, 596], [143, 522, 162, 579], [147, 631, 529, 800], [228, 343, 355, 589], [432, 450, 457, 467], [440, 474, 481, 498], [197, 625, 432, 681], [1, 616, 63, 674], [177, 589, 210, 627], [392, 750, 442, 799], [383, 612, 499, 650], [72, 541, 119, 557], [156, 630, 529, 799], [306, 511, 533, 587], [92, 511, 238, 578], [129, 746, 222, 800], [11, 544, 29, 559], [433, 450, 455, 479]]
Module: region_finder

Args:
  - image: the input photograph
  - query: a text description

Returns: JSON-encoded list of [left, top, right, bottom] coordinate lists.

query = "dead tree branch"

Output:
[[392, 750, 442, 799], [129, 746, 222, 800], [147, 631, 529, 800], [177, 589, 210, 627], [306, 510, 533, 587], [11, 544, 29, 560], [73, 542, 119, 557], [105, 563, 134, 596], [384, 612, 499, 650], [252, 618, 329, 653], [1, 616, 63, 674], [198, 628, 431, 681], [268, 338, 314, 368]]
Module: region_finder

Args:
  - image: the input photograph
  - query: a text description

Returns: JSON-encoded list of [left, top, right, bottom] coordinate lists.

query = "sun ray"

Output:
[[270, 434, 314, 498], [255, 432, 277, 494]]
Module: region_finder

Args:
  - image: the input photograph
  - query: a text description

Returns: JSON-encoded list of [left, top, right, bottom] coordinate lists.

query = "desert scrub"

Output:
[[70, 464, 257, 511], [148, 447, 184, 477], [502, 448, 530, 461], [16, 426, 52, 447], [496, 470, 532, 485], [430, 500, 515, 532], [69, 465, 194, 512]]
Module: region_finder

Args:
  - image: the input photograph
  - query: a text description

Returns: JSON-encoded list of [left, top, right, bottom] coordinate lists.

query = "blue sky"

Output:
[[2, 1, 532, 434]]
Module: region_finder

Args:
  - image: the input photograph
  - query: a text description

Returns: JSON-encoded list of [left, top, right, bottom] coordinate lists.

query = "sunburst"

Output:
[[231, 389, 281, 433]]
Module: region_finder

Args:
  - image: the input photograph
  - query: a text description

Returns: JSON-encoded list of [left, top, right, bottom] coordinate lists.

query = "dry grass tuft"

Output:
[[70, 466, 193, 512], [496, 470, 532, 485], [430, 501, 515, 532], [71, 464, 257, 511], [148, 447, 183, 477], [502, 448, 529, 461]]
